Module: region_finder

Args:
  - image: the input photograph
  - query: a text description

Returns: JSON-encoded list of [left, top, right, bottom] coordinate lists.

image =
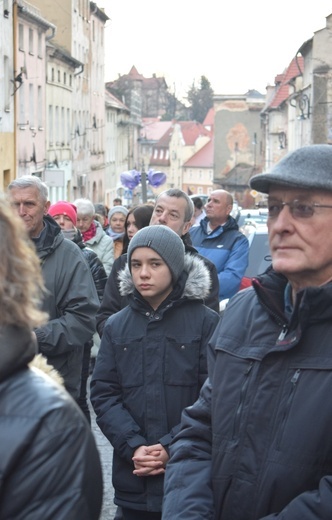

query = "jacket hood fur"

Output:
[[118, 252, 211, 301]]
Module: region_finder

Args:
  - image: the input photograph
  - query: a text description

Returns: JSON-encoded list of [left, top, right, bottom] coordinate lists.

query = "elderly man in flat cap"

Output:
[[162, 144, 332, 520]]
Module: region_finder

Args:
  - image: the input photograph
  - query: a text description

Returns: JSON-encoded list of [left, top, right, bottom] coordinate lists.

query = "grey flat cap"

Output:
[[250, 144, 332, 193]]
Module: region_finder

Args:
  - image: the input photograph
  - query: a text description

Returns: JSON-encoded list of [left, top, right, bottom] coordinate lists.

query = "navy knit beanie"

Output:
[[128, 225, 185, 283], [250, 144, 332, 193]]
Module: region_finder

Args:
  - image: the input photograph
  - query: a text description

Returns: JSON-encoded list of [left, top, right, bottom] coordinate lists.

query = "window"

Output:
[[4, 56, 10, 110], [55, 106, 59, 144], [37, 86, 42, 127], [4, 0, 9, 17], [38, 32, 42, 57], [29, 28, 34, 54], [64, 72, 66, 85], [29, 84, 34, 126], [18, 24, 24, 50], [58, 70, 61, 82], [51, 68, 54, 81], [67, 108, 70, 144], [19, 84, 25, 125], [61, 107, 65, 143]]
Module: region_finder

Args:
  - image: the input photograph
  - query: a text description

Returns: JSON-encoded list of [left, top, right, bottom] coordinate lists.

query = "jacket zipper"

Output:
[[276, 368, 301, 450], [232, 361, 254, 439]]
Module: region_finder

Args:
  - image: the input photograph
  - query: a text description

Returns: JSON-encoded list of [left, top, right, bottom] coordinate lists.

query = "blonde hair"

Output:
[[0, 196, 47, 328]]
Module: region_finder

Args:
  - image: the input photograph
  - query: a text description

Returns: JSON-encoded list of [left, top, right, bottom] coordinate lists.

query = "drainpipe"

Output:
[[13, 0, 18, 178]]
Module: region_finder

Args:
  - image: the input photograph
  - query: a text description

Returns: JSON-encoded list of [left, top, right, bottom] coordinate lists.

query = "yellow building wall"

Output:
[[0, 133, 15, 191]]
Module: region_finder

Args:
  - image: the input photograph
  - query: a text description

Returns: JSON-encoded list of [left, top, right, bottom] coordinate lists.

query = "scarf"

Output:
[[82, 221, 96, 241], [106, 229, 125, 241]]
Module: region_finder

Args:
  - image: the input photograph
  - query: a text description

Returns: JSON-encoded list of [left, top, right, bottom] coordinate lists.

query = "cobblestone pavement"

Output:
[[89, 387, 118, 519]]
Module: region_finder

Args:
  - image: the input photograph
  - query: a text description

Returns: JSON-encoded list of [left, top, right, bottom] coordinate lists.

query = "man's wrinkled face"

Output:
[[150, 195, 192, 237], [268, 185, 332, 289], [8, 186, 49, 238], [205, 191, 232, 224]]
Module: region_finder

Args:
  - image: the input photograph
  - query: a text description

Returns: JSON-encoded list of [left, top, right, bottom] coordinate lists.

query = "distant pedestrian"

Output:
[[94, 202, 109, 231], [91, 225, 219, 520], [75, 197, 115, 276], [107, 205, 129, 259], [190, 189, 249, 300], [113, 197, 122, 206], [191, 196, 206, 226]]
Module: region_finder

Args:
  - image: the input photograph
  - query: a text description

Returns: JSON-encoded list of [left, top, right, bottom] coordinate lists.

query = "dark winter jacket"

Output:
[[33, 215, 99, 397], [96, 242, 220, 337], [0, 324, 103, 520], [163, 268, 332, 520], [189, 215, 249, 300], [90, 254, 220, 512]]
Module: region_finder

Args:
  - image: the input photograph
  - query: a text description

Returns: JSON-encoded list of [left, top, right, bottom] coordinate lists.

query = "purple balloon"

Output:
[[120, 170, 141, 189], [147, 170, 167, 188]]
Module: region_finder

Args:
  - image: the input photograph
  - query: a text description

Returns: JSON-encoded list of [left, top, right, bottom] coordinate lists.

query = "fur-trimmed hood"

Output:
[[118, 252, 211, 302]]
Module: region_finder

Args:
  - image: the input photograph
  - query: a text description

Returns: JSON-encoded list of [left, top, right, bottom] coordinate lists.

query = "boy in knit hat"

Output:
[[91, 225, 219, 520]]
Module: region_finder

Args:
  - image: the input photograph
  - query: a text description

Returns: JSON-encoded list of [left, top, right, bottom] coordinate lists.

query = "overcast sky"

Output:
[[98, 1, 332, 101]]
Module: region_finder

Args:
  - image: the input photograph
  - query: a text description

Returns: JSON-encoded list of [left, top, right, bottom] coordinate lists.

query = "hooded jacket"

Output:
[[163, 268, 332, 520], [96, 242, 220, 337], [34, 215, 99, 398], [0, 325, 103, 520], [189, 215, 249, 300], [90, 253, 220, 512]]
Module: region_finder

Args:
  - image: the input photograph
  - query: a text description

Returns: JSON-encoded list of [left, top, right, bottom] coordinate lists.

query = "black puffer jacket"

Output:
[[91, 253, 220, 512], [73, 228, 107, 302], [96, 242, 220, 337], [0, 325, 103, 520], [163, 268, 332, 520]]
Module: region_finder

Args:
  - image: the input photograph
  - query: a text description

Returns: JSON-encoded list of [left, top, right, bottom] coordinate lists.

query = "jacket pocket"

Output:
[[114, 338, 144, 387], [164, 336, 201, 385]]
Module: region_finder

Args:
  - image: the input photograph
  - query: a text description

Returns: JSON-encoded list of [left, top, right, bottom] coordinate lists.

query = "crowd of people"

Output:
[[2, 143, 332, 520]]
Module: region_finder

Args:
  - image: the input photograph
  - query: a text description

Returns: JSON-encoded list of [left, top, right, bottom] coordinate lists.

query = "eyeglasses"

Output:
[[267, 199, 332, 219]]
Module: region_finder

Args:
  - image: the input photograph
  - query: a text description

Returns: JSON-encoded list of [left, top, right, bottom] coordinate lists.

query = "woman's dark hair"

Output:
[[122, 204, 154, 254]]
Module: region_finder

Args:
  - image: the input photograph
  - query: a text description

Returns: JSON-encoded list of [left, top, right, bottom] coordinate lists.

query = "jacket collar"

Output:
[[0, 326, 36, 382]]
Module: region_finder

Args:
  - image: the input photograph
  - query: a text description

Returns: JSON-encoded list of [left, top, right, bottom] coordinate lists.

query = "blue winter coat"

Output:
[[90, 253, 220, 513], [189, 215, 249, 300]]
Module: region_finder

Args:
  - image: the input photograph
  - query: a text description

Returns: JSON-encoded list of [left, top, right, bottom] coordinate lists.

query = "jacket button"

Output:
[[181, 345, 185, 349]]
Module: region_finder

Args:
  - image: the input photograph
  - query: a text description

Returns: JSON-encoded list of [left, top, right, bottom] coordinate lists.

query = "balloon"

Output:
[[120, 169, 141, 189], [147, 170, 167, 188], [120, 169, 167, 189]]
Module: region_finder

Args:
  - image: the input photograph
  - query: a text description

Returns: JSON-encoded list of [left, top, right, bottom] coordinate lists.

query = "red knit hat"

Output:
[[49, 201, 77, 225]]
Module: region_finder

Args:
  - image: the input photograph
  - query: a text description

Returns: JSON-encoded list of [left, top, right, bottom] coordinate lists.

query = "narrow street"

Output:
[[89, 387, 118, 519]]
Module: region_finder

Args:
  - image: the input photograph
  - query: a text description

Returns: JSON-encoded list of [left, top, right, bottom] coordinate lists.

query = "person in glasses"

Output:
[[163, 144, 332, 520]]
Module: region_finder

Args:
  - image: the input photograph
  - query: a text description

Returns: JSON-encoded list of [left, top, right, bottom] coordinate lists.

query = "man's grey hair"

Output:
[[156, 188, 194, 222], [7, 175, 49, 202], [74, 198, 95, 217]]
